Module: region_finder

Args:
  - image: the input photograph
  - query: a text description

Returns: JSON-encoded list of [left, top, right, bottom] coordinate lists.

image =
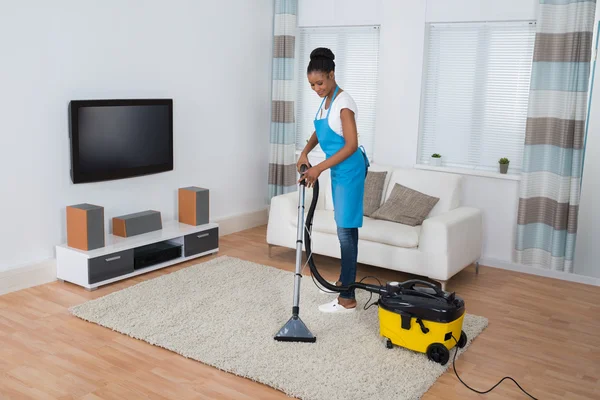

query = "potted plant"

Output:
[[499, 157, 509, 174], [431, 153, 442, 167]]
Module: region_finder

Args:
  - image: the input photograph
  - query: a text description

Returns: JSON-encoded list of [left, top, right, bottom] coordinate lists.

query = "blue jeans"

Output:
[[337, 227, 358, 299]]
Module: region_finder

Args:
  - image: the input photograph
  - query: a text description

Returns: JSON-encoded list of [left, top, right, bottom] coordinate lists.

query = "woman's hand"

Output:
[[299, 165, 322, 188], [297, 152, 310, 172]]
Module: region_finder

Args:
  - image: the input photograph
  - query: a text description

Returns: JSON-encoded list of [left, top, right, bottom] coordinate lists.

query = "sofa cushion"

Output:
[[307, 210, 420, 248], [324, 163, 393, 212], [371, 183, 440, 226], [363, 170, 388, 217], [310, 209, 338, 235], [365, 163, 394, 206], [361, 216, 420, 248], [383, 168, 462, 217]]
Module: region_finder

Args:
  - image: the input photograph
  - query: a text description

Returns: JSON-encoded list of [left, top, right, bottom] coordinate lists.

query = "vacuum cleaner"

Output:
[[274, 164, 467, 365], [274, 164, 539, 399]]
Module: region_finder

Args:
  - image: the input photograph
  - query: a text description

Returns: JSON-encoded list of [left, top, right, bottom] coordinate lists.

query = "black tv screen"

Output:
[[68, 99, 173, 184]]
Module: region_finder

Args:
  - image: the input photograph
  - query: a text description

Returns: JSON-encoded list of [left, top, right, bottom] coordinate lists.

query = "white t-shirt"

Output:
[[316, 91, 358, 137]]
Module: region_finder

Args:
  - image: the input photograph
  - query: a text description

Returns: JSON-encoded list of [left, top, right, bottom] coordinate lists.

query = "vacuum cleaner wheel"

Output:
[[457, 330, 467, 349], [427, 343, 450, 365]]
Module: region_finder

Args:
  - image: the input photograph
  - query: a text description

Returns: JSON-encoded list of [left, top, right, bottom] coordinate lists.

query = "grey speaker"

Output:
[[178, 186, 209, 226], [112, 210, 162, 237]]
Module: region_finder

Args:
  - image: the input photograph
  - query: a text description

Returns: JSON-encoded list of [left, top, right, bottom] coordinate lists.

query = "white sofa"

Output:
[[266, 163, 482, 289]]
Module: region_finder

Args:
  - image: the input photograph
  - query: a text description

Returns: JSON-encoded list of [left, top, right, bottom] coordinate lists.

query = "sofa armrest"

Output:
[[266, 188, 320, 246], [267, 191, 297, 246], [419, 207, 483, 280], [271, 190, 299, 219]]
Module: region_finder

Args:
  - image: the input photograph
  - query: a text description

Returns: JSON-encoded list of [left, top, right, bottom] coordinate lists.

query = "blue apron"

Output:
[[314, 86, 369, 228]]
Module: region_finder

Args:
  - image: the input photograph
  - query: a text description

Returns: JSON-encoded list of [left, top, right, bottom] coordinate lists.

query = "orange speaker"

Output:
[[66, 204, 105, 250], [179, 187, 209, 226]]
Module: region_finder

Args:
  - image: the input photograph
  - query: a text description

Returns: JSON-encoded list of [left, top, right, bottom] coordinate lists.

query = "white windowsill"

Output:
[[294, 151, 520, 181], [414, 164, 521, 181]]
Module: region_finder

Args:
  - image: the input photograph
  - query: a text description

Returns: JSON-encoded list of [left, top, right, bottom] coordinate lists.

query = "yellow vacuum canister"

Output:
[[377, 280, 467, 365]]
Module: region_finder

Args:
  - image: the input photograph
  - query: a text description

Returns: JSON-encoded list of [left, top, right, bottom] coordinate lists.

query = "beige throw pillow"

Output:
[[363, 171, 388, 217], [371, 183, 440, 226]]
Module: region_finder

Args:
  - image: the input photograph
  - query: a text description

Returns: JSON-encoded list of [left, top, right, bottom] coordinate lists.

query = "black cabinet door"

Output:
[[88, 249, 134, 284], [184, 227, 219, 257]]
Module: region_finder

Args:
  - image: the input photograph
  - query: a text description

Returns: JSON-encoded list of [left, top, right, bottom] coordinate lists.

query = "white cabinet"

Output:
[[56, 220, 219, 290]]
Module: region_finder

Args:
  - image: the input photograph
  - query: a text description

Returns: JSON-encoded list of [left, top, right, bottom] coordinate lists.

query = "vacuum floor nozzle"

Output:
[[274, 315, 316, 343]]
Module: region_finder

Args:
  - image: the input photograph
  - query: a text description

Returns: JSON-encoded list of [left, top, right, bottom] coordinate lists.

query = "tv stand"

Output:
[[56, 220, 219, 290]]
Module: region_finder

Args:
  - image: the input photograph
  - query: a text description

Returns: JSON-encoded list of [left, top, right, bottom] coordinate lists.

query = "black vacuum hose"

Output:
[[300, 164, 385, 296]]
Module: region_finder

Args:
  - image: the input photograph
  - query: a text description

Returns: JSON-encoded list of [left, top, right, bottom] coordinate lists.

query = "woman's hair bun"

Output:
[[307, 47, 335, 74], [310, 47, 335, 61]]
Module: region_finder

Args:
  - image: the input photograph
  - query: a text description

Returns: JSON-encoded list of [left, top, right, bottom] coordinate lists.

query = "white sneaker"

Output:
[[318, 298, 356, 314]]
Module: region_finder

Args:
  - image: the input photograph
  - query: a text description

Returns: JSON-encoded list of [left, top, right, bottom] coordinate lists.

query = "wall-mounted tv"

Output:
[[68, 98, 173, 184]]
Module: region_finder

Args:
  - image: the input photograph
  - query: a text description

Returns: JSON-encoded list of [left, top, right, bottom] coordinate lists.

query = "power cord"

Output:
[[450, 335, 538, 399], [301, 225, 314, 278], [358, 275, 383, 310], [302, 224, 386, 308], [302, 223, 342, 294], [302, 225, 337, 295], [300, 201, 389, 301], [302, 203, 537, 398]]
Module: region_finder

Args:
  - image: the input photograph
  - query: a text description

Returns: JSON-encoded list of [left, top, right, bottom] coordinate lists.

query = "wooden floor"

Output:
[[1, 225, 599, 400]]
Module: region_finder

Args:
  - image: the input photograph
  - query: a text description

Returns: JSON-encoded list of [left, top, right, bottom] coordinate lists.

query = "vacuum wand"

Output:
[[273, 164, 317, 342], [292, 164, 309, 316]]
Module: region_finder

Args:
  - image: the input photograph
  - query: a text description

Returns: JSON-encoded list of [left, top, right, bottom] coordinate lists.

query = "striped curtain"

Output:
[[268, 0, 298, 200], [515, 0, 596, 272]]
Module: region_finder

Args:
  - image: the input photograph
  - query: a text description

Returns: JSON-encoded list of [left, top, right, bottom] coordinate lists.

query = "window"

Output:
[[418, 21, 536, 172], [295, 25, 380, 158]]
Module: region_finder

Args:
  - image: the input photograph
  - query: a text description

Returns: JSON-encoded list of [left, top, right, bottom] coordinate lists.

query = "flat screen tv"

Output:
[[68, 98, 173, 184]]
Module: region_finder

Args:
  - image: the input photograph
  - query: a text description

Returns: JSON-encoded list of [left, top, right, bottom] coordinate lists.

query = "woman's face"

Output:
[[307, 71, 335, 98]]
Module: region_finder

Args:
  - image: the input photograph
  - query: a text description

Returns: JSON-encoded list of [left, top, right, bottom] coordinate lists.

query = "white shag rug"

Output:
[[70, 256, 488, 400]]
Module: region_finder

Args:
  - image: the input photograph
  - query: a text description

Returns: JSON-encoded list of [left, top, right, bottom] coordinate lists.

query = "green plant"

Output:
[[499, 157, 510, 164], [431, 153, 442, 158]]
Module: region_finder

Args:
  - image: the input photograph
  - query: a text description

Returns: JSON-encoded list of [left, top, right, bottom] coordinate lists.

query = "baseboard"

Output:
[[0, 258, 57, 296], [213, 207, 269, 236], [481, 257, 600, 287]]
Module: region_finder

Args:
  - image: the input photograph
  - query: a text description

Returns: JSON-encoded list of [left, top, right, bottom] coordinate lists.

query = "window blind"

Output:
[[418, 21, 536, 172], [296, 25, 380, 158]]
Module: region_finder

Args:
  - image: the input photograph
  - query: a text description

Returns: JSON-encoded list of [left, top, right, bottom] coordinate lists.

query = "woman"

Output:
[[297, 47, 368, 313]]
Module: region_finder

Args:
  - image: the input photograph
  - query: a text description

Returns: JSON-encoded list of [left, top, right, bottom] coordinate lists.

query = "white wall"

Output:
[[0, 1, 274, 272], [298, 0, 538, 264], [298, 0, 382, 26], [425, 0, 538, 22]]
